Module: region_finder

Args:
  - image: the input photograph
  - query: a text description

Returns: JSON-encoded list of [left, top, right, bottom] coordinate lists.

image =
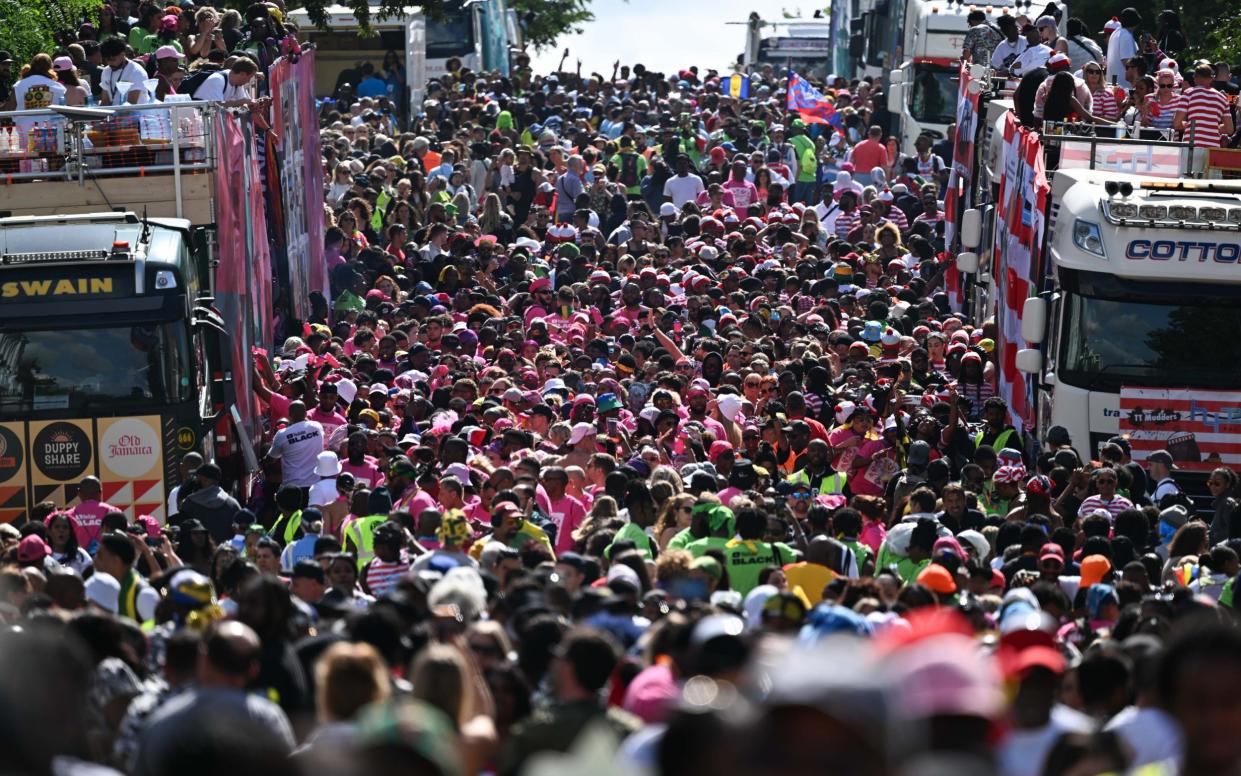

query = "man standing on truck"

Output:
[[1174, 62, 1234, 166], [990, 16, 1027, 76]]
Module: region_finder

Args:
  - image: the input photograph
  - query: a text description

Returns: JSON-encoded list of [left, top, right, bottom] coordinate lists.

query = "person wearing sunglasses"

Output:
[[1076, 467, 1135, 521], [1082, 64, 1121, 121]]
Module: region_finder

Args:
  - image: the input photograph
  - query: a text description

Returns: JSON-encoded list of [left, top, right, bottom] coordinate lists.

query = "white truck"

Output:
[[289, 0, 520, 108], [955, 94, 1237, 489], [737, 14, 834, 82], [864, 0, 1067, 156]]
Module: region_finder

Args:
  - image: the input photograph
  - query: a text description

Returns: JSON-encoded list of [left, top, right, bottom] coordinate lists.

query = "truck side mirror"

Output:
[[1021, 297, 1047, 344], [887, 75, 904, 113], [961, 208, 982, 248], [956, 251, 979, 273], [1016, 348, 1043, 374]]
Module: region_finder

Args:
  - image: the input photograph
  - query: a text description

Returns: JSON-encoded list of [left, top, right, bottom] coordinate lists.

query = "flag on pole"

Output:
[[786, 71, 836, 124], [723, 73, 750, 100]]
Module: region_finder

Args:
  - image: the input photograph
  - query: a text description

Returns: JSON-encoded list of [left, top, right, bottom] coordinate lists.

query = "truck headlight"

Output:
[[154, 270, 178, 290], [1072, 220, 1106, 257]]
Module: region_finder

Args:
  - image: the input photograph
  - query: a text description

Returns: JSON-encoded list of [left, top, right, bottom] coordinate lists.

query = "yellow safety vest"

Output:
[[787, 468, 848, 496]]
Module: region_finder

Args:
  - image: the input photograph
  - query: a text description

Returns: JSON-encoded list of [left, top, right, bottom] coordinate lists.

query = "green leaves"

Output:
[[0, 0, 101, 66]]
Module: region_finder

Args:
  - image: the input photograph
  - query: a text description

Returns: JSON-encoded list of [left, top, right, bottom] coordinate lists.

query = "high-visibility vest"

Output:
[[787, 467, 848, 496], [343, 515, 388, 569], [270, 510, 303, 546], [975, 427, 1016, 453]]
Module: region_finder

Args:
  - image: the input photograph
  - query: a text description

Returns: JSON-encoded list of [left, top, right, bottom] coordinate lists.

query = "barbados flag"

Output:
[[723, 73, 750, 100], [787, 71, 836, 124]]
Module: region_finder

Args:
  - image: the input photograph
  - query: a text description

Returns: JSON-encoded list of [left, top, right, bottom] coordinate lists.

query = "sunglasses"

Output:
[[791, 490, 813, 499]]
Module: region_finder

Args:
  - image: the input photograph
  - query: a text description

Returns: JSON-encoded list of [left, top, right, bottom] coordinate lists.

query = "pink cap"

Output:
[[52, 56, 75, 72], [155, 45, 183, 60]]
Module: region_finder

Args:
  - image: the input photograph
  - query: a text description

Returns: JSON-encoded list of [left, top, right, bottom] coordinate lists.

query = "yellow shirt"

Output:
[[782, 561, 837, 605]]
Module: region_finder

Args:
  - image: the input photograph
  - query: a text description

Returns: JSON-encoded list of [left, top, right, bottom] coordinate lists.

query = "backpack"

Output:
[[182, 68, 220, 100], [618, 152, 639, 187]]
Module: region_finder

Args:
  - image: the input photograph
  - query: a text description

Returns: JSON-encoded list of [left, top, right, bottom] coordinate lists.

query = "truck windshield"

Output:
[[909, 64, 957, 126], [1060, 293, 1241, 391], [0, 324, 190, 413], [427, 12, 474, 58]]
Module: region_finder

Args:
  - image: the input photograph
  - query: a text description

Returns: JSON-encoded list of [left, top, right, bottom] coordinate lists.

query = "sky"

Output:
[[529, 0, 823, 77]]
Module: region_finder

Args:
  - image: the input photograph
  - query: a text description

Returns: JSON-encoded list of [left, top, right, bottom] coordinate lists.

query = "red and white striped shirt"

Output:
[[1077, 494, 1135, 521], [363, 553, 410, 597], [1092, 88, 1120, 121], [834, 210, 860, 240], [1178, 86, 1229, 148]]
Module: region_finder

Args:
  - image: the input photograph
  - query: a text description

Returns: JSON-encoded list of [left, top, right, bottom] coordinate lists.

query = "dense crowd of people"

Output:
[[2, 2, 1241, 776]]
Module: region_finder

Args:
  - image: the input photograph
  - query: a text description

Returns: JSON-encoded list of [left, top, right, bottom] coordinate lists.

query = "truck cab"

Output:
[[885, 0, 1063, 156], [1020, 169, 1241, 467]]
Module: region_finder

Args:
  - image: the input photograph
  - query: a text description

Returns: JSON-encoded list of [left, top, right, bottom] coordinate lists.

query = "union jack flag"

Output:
[[786, 71, 836, 124]]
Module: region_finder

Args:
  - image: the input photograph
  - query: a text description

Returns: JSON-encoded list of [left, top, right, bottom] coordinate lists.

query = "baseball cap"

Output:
[[17, 535, 49, 564], [568, 422, 597, 445], [155, 45, 183, 60], [1147, 450, 1177, 468], [1038, 543, 1065, 563], [1079, 554, 1112, 588], [907, 440, 931, 467], [917, 564, 957, 595], [85, 572, 121, 613]]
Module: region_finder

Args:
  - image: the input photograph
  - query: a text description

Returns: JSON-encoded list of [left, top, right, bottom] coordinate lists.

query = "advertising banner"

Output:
[[0, 422, 27, 523], [269, 51, 328, 319], [97, 416, 166, 521], [1119, 387, 1241, 471], [27, 418, 94, 507]]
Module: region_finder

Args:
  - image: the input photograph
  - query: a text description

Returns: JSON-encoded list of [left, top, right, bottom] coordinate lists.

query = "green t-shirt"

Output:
[[610, 522, 654, 558], [609, 151, 647, 195], [334, 289, 365, 313], [719, 540, 796, 597], [666, 527, 697, 553], [895, 556, 930, 584], [685, 536, 730, 558], [788, 134, 817, 183], [140, 35, 183, 55], [128, 26, 152, 52]]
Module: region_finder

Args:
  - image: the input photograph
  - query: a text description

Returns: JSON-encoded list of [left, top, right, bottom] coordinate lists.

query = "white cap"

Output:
[[568, 422, 597, 445], [335, 378, 358, 404], [659, 202, 679, 217], [85, 572, 120, 614], [442, 462, 473, 485]]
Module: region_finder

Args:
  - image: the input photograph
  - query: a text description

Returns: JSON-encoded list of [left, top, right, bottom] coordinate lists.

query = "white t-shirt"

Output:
[[998, 704, 1094, 776], [1104, 706, 1183, 767], [14, 75, 66, 111], [662, 173, 705, 208], [308, 477, 338, 507], [101, 60, 152, 105], [192, 71, 252, 103], [269, 420, 325, 487], [991, 38, 1029, 71], [1012, 44, 1053, 77], [1105, 27, 1138, 88]]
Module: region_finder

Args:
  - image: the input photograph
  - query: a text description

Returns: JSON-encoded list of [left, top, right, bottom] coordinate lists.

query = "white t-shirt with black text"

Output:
[[269, 419, 325, 487]]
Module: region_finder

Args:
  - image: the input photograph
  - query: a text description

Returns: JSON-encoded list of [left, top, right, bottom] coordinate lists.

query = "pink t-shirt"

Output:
[[71, 500, 118, 547], [547, 494, 587, 554], [308, 407, 348, 441], [341, 457, 384, 489], [850, 439, 896, 498], [265, 391, 291, 424], [827, 427, 866, 475], [724, 179, 760, 211]]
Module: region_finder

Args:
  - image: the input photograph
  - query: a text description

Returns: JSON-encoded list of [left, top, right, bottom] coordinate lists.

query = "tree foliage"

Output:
[[1061, 0, 1241, 65], [291, 0, 594, 50], [0, 0, 102, 66]]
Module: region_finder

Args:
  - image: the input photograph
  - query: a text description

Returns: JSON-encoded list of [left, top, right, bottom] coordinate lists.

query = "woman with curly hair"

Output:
[[653, 493, 696, 551]]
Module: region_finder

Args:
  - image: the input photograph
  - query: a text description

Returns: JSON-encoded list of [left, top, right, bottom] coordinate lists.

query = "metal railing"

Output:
[[0, 100, 218, 187], [1041, 121, 1198, 178]]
